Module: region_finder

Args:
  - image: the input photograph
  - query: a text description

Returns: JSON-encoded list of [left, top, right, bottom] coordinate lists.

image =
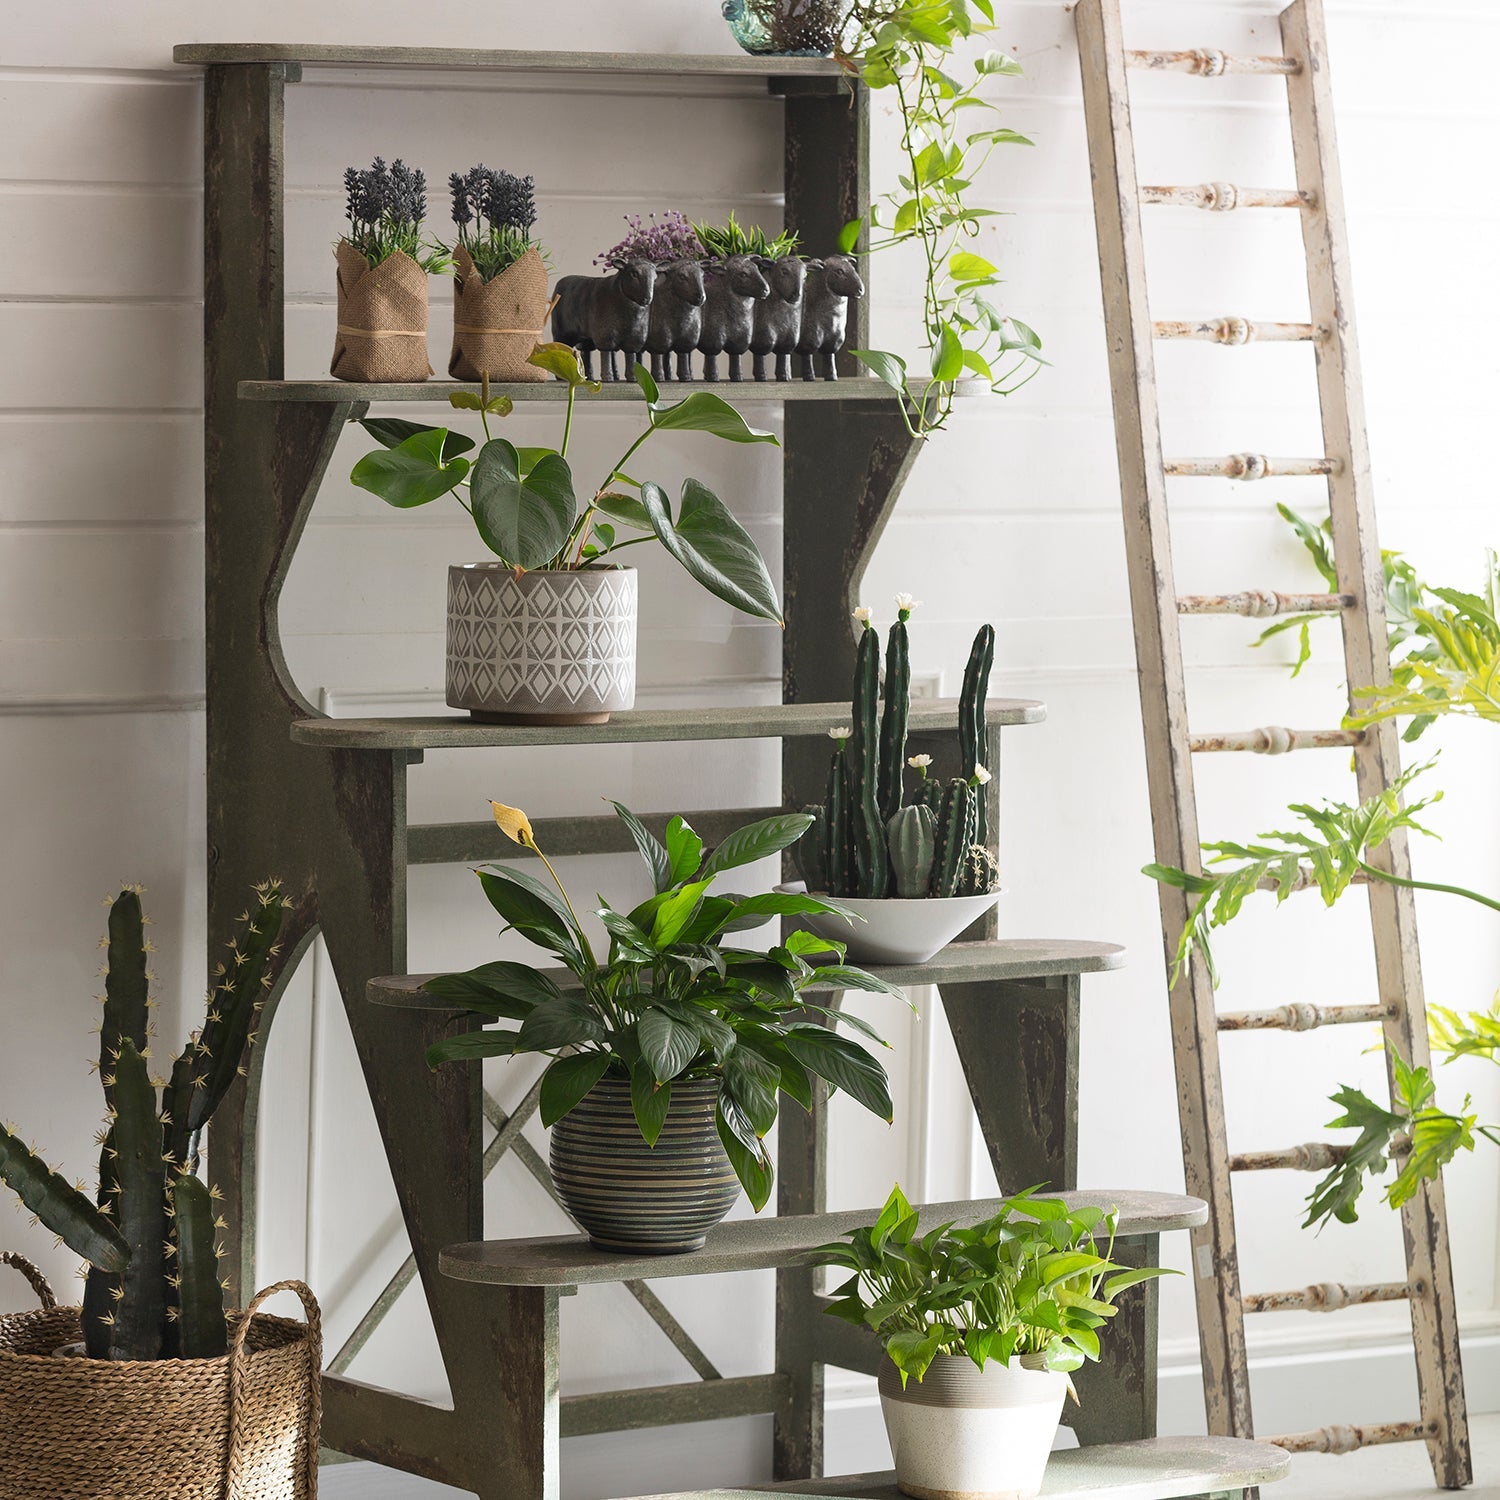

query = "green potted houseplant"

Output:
[[780, 598, 1000, 964], [0, 886, 320, 1500], [423, 800, 904, 1253], [349, 350, 782, 725], [814, 1186, 1173, 1500]]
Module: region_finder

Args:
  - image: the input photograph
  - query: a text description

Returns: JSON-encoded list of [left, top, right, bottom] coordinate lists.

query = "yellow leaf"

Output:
[[490, 801, 535, 847]]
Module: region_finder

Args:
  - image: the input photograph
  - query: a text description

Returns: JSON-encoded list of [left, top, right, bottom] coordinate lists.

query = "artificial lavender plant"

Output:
[[342, 156, 449, 273], [449, 164, 542, 282]]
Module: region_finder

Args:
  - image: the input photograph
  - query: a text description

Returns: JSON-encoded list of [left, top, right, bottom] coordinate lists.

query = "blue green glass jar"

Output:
[[722, 0, 844, 57]]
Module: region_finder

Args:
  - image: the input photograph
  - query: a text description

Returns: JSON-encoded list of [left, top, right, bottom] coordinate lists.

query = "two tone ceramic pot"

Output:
[[549, 1076, 740, 1254], [445, 564, 637, 725], [879, 1352, 1069, 1500]]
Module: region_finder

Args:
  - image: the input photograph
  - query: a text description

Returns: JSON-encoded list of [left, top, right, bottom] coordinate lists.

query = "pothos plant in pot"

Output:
[[422, 800, 906, 1254], [781, 597, 1001, 964], [814, 1185, 1173, 1500], [349, 347, 782, 725], [0, 886, 322, 1500]]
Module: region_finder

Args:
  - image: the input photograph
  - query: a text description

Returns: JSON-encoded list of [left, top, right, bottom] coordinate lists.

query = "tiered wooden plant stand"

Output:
[[181, 41, 1289, 1500]]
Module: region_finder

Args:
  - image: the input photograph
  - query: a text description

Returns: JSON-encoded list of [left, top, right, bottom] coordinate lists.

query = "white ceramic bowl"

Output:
[[776, 883, 999, 966]]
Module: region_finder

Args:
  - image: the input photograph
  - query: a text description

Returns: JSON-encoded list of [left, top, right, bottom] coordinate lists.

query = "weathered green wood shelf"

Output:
[[241, 378, 984, 405], [291, 698, 1045, 751], [440, 1192, 1205, 1288], [621, 1435, 1292, 1500], [174, 43, 849, 83], [370, 941, 1127, 1012]]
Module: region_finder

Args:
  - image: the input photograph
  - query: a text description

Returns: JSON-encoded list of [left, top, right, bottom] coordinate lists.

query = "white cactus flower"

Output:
[[828, 726, 852, 741], [972, 764, 992, 785], [852, 605, 873, 624], [907, 753, 933, 769], [894, 592, 922, 613]]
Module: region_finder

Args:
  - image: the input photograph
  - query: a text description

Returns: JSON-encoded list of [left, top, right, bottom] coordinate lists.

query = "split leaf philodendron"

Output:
[[799, 597, 1000, 900], [0, 883, 291, 1360], [349, 345, 783, 623], [422, 801, 908, 1210]]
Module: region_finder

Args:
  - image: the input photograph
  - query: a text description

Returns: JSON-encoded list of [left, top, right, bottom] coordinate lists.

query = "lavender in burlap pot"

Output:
[[450, 244, 551, 382], [330, 240, 433, 383], [0, 1253, 322, 1500]]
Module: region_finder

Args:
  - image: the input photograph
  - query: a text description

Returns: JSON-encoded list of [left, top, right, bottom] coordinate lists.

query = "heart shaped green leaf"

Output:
[[470, 438, 577, 569], [642, 478, 782, 623], [649, 391, 779, 444], [356, 417, 475, 461], [350, 428, 471, 509], [528, 341, 602, 391]]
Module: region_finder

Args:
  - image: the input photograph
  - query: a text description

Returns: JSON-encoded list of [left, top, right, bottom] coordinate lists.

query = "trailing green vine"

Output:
[[838, 0, 1043, 437]]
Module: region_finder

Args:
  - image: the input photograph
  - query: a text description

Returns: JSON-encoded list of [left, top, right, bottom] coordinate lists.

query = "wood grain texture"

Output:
[[291, 698, 1045, 750], [241, 378, 988, 404], [615, 1434, 1291, 1498], [439, 1190, 1207, 1287]]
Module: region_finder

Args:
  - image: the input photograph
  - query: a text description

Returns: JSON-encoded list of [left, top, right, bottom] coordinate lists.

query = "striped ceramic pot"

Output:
[[550, 1075, 740, 1254], [444, 563, 637, 726]]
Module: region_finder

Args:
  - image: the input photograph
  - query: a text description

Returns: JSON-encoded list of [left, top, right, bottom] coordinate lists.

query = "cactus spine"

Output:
[[930, 778, 975, 897], [849, 623, 891, 898], [0, 881, 288, 1362], [877, 612, 910, 821], [957, 843, 1000, 897], [959, 624, 995, 847], [887, 804, 937, 898]]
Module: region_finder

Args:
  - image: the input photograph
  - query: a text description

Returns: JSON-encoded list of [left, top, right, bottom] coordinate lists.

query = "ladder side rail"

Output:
[[1074, 0, 1252, 1440], [1281, 1, 1470, 1485]]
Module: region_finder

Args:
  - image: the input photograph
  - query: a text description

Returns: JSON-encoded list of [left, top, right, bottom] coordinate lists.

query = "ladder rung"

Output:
[[1154, 317, 1318, 345], [1125, 48, 1302, 77], [1218, 1002, 1390, 1032], [1190, 726, 1363, 754], [1245, 1280, 1414, 1315], [1165, 453, 1337, 479], [1231, 1142, 1350, 1173], [1141, 182, 1314, 211], [1266, 1420, 1435, 1456], [1177, 590, 1352, 618]]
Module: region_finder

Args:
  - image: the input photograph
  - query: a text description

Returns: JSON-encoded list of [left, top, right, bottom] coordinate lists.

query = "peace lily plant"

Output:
[[423, 800, 905, 1245]]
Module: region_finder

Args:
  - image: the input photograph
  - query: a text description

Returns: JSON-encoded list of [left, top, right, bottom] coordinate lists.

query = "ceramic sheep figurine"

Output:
[[551, 259, 657, 381], [749, 254, 807, 382], [697, 253, 770, 382], [645, 259, 707, 383], [797, 254, 865, 380]]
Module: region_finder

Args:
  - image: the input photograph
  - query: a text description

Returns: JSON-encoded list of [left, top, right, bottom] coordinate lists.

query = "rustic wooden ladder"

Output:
[[1073, 0, 1471, 1483]]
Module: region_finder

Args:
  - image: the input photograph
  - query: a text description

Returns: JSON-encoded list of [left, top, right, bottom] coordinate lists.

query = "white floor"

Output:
[[321, 1413, 1500, 1499]]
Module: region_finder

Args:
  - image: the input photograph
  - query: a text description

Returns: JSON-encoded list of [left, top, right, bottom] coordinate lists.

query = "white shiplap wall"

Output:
[[2, 4, 1498, 1497]]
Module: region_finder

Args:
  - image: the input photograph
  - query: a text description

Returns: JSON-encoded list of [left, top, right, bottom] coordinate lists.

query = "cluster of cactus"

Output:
[[0, 882, 288, 1360], [799, 601, 1000, 900]]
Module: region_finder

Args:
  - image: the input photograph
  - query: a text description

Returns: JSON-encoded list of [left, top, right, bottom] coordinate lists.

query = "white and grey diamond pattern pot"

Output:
[[446, 564, 637, 725]]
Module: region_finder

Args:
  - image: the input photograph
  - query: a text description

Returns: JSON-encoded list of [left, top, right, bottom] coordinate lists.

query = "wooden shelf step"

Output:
[[368, 939, 1128, 1015], [291, 697, 1045, 752], [440, 1190, 1206, 1289], [240, 378, 987, 406], [617, 1434, 1291, 1498]]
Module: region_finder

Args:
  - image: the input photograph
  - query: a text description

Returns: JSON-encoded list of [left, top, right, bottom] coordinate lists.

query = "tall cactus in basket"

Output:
[[0, 882, 290, 1360], [798, 599, 1000, 901]]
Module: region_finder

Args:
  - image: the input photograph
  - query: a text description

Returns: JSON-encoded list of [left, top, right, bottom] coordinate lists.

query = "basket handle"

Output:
[[1, 1251, 57, 1311], [228, 1280, 322, 1499]]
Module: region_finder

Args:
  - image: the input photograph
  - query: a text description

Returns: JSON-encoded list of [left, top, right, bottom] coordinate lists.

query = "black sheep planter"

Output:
[[698, 254, 770, 382], [552, 259, 657, 381], [750, 254, 807, 382], [797, 254, 865, 380], [646, 259, 707, 383]]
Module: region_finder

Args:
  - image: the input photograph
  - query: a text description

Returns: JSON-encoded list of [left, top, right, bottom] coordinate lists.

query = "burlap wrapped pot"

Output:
[[330, 240, 433, 383], [0, 1252, 321, 1500], [449, 244, 551, 382]]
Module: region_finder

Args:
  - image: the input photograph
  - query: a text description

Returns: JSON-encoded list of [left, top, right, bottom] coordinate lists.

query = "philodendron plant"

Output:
[[423, 800, 905, 1208], [0, 884, 289, 1360], [815, 1185, 1174, 1385], [349, 345, 783, 622], [799, 598, 1000, 899]]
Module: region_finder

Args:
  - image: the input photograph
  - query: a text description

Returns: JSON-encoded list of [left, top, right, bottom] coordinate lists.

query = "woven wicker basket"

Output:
[[0, 1251, 321, 1500]]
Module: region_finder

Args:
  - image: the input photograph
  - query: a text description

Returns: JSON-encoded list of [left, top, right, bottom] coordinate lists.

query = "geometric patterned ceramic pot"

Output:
[[445, 564, 637, 725], [549, 1075, 741, 1254]]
